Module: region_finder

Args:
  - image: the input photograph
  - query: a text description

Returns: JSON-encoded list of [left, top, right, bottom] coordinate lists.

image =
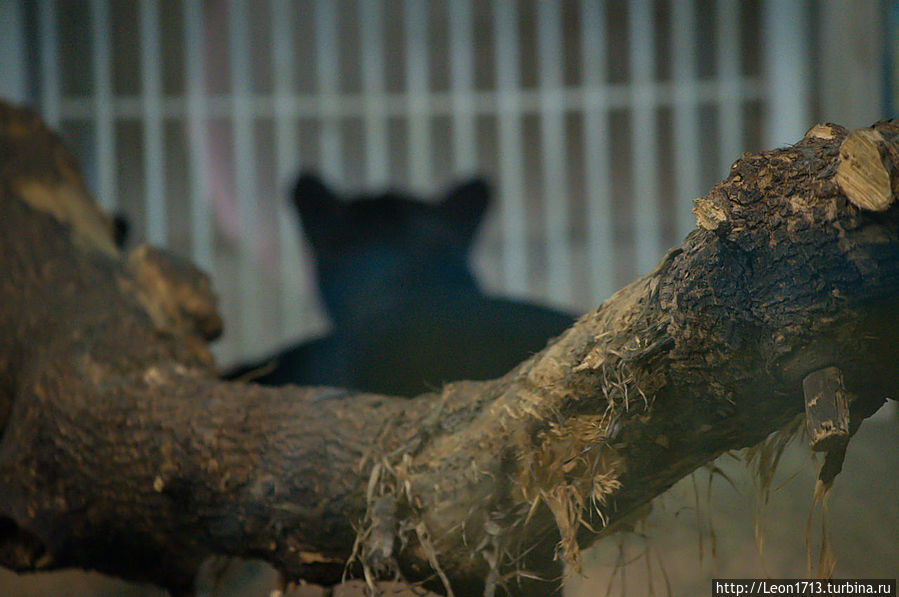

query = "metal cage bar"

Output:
[[762, 0, 811, 148], [717, 0, 744, 174], [229, 0, 265, 356], [671, 0, 701, 241], [0, 0, 28, 104], [272, 0, 309, 342], [140, 0, 166, 245], [494, 0, 528, 297], [184, 0, 213, 272], [405, 0, 432, 189], [536, 1, 571, 305], [581, 0, 614, 305], [315, 0, 343, 182], [37, 1, 60, 128], [629, 0, 661, 276], [449, 0, 477, 176], [90, 0, 116, 213], [360, 0, 389, 187]]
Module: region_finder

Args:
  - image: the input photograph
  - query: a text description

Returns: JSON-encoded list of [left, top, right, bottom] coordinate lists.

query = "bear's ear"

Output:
[[441, 178, 490, 242], [293, 172, 343, 231]]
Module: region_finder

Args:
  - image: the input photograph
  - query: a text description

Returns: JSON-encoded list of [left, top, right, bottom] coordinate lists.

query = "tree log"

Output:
[[0, 102, 897, 596]]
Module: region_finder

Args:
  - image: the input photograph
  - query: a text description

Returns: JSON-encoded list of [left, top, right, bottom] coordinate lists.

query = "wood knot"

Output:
[[692, 191, 728, 232], [803, 123, 844, 141], [126, 245, 223, 342]]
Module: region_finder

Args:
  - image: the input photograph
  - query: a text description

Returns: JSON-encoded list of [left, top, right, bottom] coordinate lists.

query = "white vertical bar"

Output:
[[230, 0, 263, 354], [818, 2, 882, 129], [184, 0, 212, 272], [90, 0, 116, 212], [762, 0, 811, 148], [0, 0, 28, 104], [717, 0, 743, 174], [272, 0, 307, 342], [671, 0, 700, 240], [272, 0, 299, 190], [629, 0, 660, 274], [405, 0, 431, 190], [449, 0, 477, 176], [494, 0, 528, 297], [315, 0, 342, 181], [37, 0, 60, 127], [581, 0, 613, 304], [360, 0, 388, 187], [140, 0, 166, 245], [536, 1, 570, 305]]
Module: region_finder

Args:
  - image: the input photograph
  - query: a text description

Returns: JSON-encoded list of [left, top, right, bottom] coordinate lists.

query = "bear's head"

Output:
[[293, 173, 490, 326]]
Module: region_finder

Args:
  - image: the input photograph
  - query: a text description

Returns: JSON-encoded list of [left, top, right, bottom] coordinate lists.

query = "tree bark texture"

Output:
[[0, 103, 897, 596]]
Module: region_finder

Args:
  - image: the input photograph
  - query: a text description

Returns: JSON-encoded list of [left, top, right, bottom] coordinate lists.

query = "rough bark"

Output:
[[0, 102, 897, 596]]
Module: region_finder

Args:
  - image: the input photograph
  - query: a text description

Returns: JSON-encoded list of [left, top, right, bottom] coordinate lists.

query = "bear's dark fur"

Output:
[[225, 173, 574, 397]]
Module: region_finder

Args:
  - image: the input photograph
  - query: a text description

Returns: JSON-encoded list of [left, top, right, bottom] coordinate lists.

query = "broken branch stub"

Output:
[[801, 366, 851, 453]]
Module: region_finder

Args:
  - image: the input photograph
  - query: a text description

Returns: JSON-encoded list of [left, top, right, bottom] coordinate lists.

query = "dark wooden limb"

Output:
[[1, 103, 898, 596]]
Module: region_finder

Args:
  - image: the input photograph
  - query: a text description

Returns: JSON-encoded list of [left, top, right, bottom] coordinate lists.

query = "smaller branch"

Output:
[[801, 366, 850, 453]]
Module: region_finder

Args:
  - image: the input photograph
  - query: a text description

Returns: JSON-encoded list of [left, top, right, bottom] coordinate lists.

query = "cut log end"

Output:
[[834, 128, 896, 212]]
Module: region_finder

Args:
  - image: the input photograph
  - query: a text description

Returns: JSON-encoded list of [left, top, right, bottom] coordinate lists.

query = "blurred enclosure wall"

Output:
[[0, 0, 890, 369]]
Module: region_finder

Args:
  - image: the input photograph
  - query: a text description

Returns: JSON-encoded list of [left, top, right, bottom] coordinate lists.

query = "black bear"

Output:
[[225, 173, 575, 397]]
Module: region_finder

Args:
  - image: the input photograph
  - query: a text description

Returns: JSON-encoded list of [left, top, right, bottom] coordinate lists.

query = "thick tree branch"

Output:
[[0, 103, 896, 596]]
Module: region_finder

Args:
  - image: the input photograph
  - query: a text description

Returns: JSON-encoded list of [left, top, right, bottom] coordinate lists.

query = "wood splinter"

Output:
[[801, 366, 851, 453]]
